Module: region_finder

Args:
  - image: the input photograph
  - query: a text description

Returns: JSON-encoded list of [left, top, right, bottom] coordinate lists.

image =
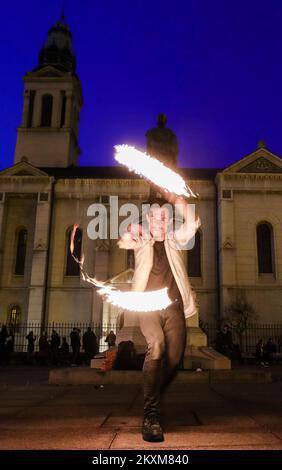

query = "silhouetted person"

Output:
[[50, 329, 61, 365], [231, 343, 243, 363], [265, 338, 277, 365], [6, 329, 15, 365], [26, 331, 36, 360], [38, 332, 49, 365], [83, 327, 98, 364], [70, 328, 81, 365], [60, 336, 70, 365], [105, 331, 116, 349], [255, 339, 267, 365], [216, 324, 233, 357], [0, 325, 9, 365]]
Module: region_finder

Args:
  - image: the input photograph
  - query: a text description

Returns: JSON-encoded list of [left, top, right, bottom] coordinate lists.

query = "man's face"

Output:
[[147, 207, 169, 241]]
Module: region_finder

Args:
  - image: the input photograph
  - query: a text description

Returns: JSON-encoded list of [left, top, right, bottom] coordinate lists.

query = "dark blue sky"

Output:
[[1, 0, 282, 170]]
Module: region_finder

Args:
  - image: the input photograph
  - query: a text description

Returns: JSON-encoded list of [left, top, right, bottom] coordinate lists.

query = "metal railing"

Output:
[[0, 322, 119, 353], [1, 321, 282, 355], [201, 321, 282, 356]]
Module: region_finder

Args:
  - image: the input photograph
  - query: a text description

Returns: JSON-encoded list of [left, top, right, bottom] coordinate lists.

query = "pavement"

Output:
[[0, 366, 282, 450]]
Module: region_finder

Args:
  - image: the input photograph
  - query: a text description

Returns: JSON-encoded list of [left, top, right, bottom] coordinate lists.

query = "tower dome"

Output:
[[37, 11, 76, 73]]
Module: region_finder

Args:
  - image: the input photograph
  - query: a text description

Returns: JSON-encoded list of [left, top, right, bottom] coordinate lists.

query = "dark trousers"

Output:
[[139, 305, 186, 418], [71, 346, 80, 364]]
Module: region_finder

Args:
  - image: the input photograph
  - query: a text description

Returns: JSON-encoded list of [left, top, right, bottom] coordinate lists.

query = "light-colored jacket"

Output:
[[118, 220, 199, 318]]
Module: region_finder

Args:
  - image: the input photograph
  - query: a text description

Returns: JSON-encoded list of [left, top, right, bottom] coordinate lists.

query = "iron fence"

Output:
[[0, 322, 119, 353], [1, 321, 282, 355], [201, 322, 282, 356]]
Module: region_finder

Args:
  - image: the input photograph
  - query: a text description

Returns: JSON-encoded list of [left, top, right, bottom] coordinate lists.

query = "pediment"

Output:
[[27, 65, 67, 78], [223, 147, 282, 174], [0, 161, 49, 177]]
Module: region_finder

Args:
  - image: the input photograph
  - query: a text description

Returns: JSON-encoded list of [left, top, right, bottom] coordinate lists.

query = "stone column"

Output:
[[0, 194, 6, 275], [217, 179, 236, 318], [27, 188, 52, 323], [33, 91, 42, 127], [63, 91, 72, 128], [21, 91, 30, 127], [51, 90, 61, 128]]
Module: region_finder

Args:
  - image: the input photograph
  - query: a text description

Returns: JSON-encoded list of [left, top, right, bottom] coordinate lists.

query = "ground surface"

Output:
[[0, 366, 282, 450]]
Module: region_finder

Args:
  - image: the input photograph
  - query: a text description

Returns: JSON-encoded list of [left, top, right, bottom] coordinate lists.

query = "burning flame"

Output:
[[114, 144, 198, 198], [70, 225, 172, 312]]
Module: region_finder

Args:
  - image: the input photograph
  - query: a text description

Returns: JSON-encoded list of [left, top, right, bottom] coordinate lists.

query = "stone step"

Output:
[[49, 368, 272, 385]]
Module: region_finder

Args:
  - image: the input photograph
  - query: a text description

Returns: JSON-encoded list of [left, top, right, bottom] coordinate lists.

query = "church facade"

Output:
[[0, 16, 281, 331]]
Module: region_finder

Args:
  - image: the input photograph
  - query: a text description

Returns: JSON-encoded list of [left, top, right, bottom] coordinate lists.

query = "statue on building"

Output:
[[146, 113, 178, 169]]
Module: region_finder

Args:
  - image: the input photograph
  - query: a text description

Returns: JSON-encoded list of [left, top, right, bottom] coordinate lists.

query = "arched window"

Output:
[[187, 230, 202, 277], [66, 227, 83, 276], [8, 305, 21, 330], [257, 223, 274, 274], [127, 249, 135, 269], [15, 228, 27, 275], [41, 94, 53, 127]]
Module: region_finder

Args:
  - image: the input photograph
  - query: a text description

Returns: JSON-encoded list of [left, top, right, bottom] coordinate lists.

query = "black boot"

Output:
[[142, 414, 164, 442], [143, 359, 163, 418]]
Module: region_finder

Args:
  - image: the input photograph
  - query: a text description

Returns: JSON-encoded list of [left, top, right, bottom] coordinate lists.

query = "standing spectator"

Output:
[[265, 338, 277, 365], [83, 327, 98, 365], [6, 328, 15, 365], [0, 325, 9, 365], [70, 328, 81, 365], [60, 336, 70, 365], [216, 324, 233, 357], [50, 329, 61, 365], [278, 336, 282, 353], [105, 330, 116, 349], [26, 331, 36, 361], [255, 339, 268, 366], [222, 324, 233, 353], [37, 331, 49, 365]]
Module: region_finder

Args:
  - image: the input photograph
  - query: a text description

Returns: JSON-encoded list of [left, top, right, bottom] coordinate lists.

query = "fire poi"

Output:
[[70, 145, 198, 311], [114, 144, 198, 198]]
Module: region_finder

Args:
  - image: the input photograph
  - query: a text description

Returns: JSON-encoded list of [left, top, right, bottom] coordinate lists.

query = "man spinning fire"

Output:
[[115, 115, 200, 442], [118, 190, 200, 443], [71, 116, 200, 443]]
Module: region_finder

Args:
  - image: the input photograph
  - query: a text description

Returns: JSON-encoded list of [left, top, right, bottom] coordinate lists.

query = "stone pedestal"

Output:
[[116, 312, 146, 354], [183, 326, 231, 370], [117, 317, 231, 369], [185, 327, 207, 347], [183, 346, 231, 370]]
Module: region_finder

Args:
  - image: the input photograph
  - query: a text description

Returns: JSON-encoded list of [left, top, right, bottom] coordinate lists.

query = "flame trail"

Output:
[[70, 225, 172, 312], [114, 144, 198, 198]]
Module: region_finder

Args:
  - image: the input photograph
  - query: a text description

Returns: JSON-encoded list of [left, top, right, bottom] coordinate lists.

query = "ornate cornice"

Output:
[[219, 172, 282, 182], [222, 284, 282, 290], [0, 176, 53, 183]]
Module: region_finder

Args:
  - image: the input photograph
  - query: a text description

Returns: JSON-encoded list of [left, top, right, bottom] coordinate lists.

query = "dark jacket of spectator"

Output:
[[83, 328, 98, 358], [105, 331, 116, 348], [26, 331, 36, 353]]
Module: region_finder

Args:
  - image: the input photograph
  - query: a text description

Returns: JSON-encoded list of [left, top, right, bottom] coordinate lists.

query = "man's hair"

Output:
[[143, 196, 168, 207]]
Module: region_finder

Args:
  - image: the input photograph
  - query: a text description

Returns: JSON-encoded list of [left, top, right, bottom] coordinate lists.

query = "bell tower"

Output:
[[14, 12, 83, 167]]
